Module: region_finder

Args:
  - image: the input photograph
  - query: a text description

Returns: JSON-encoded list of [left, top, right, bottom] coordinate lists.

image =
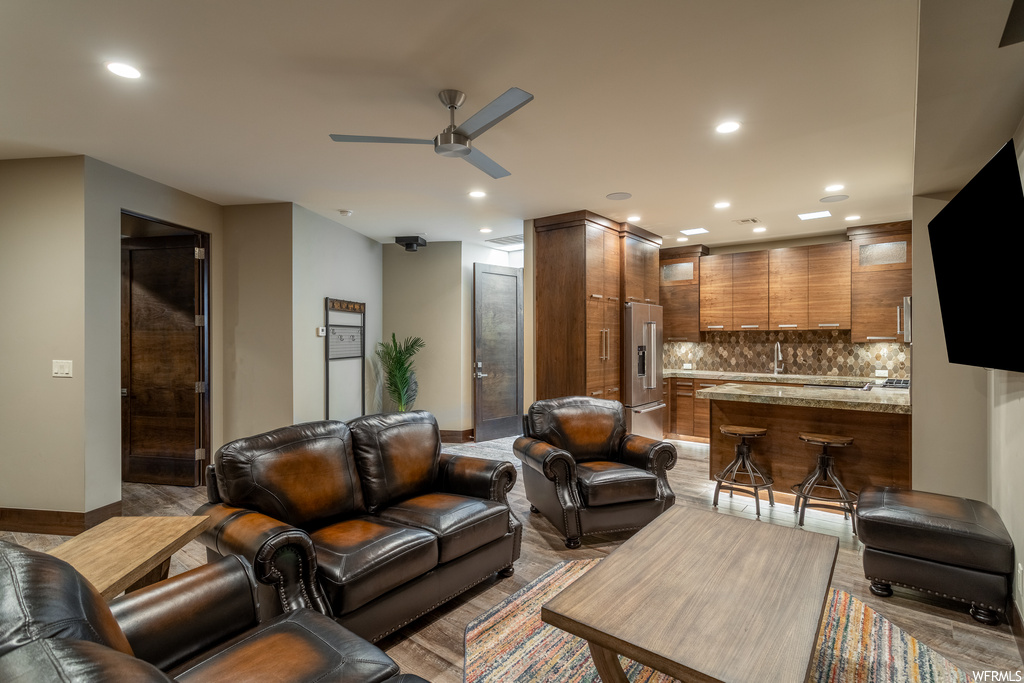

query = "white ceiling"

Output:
[[1, 1, 924, 249]]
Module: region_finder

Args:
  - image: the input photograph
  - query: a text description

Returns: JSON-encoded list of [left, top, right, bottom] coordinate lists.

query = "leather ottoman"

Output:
[[855, 486, 1014, 624]]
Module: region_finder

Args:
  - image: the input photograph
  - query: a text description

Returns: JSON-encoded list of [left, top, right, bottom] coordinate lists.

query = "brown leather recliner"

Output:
[[514, 396, 677, 548], [0, 540, 429, 682], [196, 411, 521, 642]]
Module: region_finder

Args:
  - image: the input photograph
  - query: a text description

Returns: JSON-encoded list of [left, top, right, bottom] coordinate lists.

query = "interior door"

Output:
[[121, 232, 206, 486], [473, 263, 524, 442]]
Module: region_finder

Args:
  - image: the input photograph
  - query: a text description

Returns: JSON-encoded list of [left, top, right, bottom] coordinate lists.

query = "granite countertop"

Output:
[[663, 369, 878, 387], [694, 382, 911, 415]]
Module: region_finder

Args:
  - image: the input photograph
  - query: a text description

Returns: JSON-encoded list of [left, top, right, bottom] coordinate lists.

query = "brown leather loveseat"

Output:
[[196, 411, 521, 642], [0, 540, 429, 682]]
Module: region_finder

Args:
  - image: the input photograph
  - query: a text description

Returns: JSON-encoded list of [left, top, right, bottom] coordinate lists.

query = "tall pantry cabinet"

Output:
[[534, 211, 662, 403]]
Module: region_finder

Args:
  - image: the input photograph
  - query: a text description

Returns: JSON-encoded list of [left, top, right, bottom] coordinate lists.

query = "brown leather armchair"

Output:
[[197, 411, 521, 642], [0, 540, 429, 682], [514, 396, 677, 548]]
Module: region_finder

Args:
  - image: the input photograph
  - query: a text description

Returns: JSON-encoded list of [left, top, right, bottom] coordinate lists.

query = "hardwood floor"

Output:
[[3, 439, 1020, 680]]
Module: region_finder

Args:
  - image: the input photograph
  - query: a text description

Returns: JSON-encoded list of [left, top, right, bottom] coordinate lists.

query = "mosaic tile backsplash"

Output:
[[663, 330, 909, 379]]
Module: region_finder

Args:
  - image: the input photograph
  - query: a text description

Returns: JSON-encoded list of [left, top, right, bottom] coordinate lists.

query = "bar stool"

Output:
[[713, 425, 774, 517], [791, 432, 856, 529]]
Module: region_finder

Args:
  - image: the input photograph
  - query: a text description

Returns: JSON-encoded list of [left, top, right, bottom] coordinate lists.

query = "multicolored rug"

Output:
[[464, 560, 974, 683]]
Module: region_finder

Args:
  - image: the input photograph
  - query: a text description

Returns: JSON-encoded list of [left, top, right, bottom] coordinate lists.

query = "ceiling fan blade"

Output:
[[454, 87, 534, 140], [462, 147, 511, 179], [329, 134, 433, 145]]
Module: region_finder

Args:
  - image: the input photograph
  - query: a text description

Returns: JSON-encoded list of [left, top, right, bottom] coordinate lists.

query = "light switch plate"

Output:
[[683, 363, 692, 370], [316, 326, 327, 337], [875, 369, 889, 377], [52, 360, 73, 377]]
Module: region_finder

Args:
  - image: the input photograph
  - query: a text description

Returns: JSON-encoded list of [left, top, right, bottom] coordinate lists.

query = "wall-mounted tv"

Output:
[[928, 139, 1024, 373]]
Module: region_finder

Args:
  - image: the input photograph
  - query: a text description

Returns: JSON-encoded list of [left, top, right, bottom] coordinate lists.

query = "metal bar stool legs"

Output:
[[713, 425, 774, 517], [791, 432, 856, 531]]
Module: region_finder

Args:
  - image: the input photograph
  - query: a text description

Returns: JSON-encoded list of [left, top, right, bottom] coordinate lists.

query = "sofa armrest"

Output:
[[513, 436, 578, 483], [110, 555, 259, 672], [195, 503, 331, 616], [438, 452, 517, 502], [617, 434, 677, 505]]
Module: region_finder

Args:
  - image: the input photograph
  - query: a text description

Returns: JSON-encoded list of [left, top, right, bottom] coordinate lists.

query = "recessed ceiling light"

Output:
[[820, 194, 849, 203], [480, 227, 493, 233], [845, 215, 861, 221], [714, 201, 730, 209], [716, 121, 741, 134], [337, 209, 354, 217], [753, 227, 767, 233], [469, 191, 486, 198], [627, 215, 641, 222], [825, 184, 845, 192], [676, 237, 689, 242], [606, 192, 632, 201], [798, 210, 832, 221], [106, 62, 141, 79], [680, 227, 709, 235]]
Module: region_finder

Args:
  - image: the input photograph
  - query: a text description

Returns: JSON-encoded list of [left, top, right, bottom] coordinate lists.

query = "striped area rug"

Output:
[[464, 560, 974, 683]]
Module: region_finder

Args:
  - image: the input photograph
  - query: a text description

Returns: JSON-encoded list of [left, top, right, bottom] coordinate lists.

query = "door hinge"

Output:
[[195, 381, 207, 394], [195, 315, 205, 327], [195, 247, 206, 260], [194, 448, 206, 461]]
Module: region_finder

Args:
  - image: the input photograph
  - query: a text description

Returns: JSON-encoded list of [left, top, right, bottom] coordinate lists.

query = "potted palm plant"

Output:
[[375, 333, 426, 412]]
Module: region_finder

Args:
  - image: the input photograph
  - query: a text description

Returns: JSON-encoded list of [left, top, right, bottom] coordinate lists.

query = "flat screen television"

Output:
[[928, 139, 1024, 373]]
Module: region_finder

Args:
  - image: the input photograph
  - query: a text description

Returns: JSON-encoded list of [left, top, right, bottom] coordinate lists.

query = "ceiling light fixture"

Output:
[[845, 215, 861, 221], [469, 190, 486, 198], [337, 209, 354, 217], [480, 227, 492, 233], [716, 121, 741, 134], [714, 201, 730, 209], [676, 237, 689, 242], [627, 215, 641, 222], [606, 192, 632, 201], [680, 227, 709, 235], [798, 210, 832, 221], [753, 227, 767, 233], [825, 184, 845, 192], [106, 62, 141, 79]]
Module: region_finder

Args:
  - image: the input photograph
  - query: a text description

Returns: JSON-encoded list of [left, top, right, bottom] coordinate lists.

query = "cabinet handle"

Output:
[[590, 293, 603, 299], [699, 383, 716, 388], [817, 323, 840, 327], [590, 390, 603, 396], [867, 336, 897, 341], [676, 392, 693, 397], [777, 324, 798, 328], [667, 337, 689, 341], [706, 325, 724, 329], [896, 306, 903, 335], [609, 387, 619, 393], [608, 297, 619, 301], [628, 297, 641, 302], [644, 298, 655, 303], [740, 325, 759, 329]]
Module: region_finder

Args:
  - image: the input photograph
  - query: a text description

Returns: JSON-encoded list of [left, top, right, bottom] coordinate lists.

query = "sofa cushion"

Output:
[[0, 639, 173, 683], [214, 421, 365, 528], [348, 412, 442, 514], [576, 461, 659, 506], [856, 486, 1014, 574], [310, 518, 438, 614], [378, 493, 510, 563], [0, 540, 133, 658], [174, 610, 401, 683], [524, 396, 626, 463]]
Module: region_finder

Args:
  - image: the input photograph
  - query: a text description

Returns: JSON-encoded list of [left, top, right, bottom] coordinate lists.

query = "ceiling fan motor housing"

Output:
[[434, 130, 471, 157]]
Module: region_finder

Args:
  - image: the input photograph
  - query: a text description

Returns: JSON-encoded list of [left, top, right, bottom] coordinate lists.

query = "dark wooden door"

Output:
[[121, 233, 206, 485], [473, 263, 524, 442]]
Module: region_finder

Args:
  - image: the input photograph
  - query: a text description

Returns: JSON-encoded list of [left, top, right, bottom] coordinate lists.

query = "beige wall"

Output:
[[291, 204, 382, 424]]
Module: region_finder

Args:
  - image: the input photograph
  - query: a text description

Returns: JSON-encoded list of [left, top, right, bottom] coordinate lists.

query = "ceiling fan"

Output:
[[329, 87, 533, 179]]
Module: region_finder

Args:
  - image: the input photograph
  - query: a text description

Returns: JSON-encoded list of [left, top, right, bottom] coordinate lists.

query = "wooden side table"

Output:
[[48, 516, 210, 599]]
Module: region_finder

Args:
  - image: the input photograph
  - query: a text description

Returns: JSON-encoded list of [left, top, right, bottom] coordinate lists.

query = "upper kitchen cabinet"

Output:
[[731, 251, 769, 331], [621, 223, 662, 305], [534, 211, 623, 401], [660, 245, 707, 342], [849, 222, 912, 343], [769, 247, 808, 330], [769, 242, 852, 331], [699, 254, 732, 331]]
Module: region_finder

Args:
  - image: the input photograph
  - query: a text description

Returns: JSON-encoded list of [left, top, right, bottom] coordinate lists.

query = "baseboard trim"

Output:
[[1012, 601, 1024, 667], [0, 500, 122, 535], [440, 429, 474, 443]]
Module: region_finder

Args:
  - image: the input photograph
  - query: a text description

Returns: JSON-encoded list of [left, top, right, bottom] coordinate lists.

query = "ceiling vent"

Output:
[[485, 234, 525, 247], [732, 217, 761, 225]]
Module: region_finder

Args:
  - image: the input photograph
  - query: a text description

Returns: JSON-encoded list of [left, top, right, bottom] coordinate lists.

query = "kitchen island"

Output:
[[697, 382, 911, 503]]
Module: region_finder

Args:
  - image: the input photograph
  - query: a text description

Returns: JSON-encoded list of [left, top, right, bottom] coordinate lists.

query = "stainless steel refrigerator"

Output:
[[622, 302, 666, 439]]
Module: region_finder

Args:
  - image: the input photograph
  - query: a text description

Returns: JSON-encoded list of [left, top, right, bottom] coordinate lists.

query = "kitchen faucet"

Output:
[[773, 341, 784, 375]]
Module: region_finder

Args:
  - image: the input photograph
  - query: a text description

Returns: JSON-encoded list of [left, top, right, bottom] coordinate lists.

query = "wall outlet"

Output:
[[316, 326, 327, 337], [683, 363, 692, 370], [874, 369, 888, 377], [52, 360, 73, 377]]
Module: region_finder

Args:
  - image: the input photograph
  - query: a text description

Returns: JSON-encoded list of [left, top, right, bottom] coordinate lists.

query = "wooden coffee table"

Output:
[[49, 516, 210, 599], [542, 506, 838, 682]]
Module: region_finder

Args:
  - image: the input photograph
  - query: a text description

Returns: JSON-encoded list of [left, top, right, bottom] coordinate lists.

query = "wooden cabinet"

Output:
[[662, 378, 672, 436], [699, 254, 732, 331], [659, 247, 705, 342], [732, 251, 769, 331], [692, 379, 721, 438], [769, 247, 808, 330], [671, 378, 695, 436], [621, 229, 660, 305], [807, 242, 851, 329], [849, 223, 912, 343]]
